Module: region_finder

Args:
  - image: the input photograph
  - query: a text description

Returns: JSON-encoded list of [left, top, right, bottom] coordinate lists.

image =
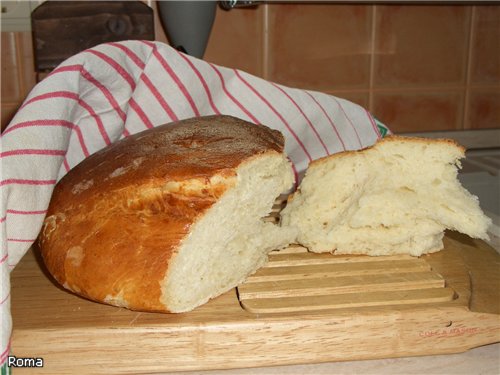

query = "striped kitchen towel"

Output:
[[0, 40, 389, 368]]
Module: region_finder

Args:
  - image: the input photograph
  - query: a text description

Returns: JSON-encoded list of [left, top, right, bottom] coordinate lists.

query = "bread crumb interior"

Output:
[[161, 153, 296, 312]]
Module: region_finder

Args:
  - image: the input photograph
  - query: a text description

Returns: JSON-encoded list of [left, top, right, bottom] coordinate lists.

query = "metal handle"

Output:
[[219, 1, 260, 10]]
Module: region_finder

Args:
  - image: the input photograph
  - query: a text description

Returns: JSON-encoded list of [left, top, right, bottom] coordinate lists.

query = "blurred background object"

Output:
[[157, 1, 216, 58]]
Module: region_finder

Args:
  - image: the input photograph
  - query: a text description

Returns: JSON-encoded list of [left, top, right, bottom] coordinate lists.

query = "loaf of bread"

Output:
[[39, 115, 296, 313], [281, 136, 491, 256]]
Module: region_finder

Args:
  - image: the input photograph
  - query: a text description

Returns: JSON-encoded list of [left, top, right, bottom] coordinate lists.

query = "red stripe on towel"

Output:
[[305, 91, 346, 151], [109, 42, 146, 69], [4, 120, 88, 156], [365, 109, 381, 139], [63, 158, 70, 172], [135, 41, 181, 123], [272, 83, 330, 156], [152, 48, 200, 117], [3, 119, 73, 134], [84, 47, 147, 136], [6, 209, 47, 215], [129, 98, 155, 129], [332, 97, 362, 148], [21, 92, 111, 146], [177, 52, 220, 115], [7, 238, 37, 243], [86, 50, 136, 89], [0, 149, 65, 158], [235, 70, 312, 162], [140, 75, 178, 121], [0, 179, 56, 187], [0, 293, 11, 306], [0, 340, 11, 364], [56, 64, 128, 122], [209, 64, 259, 124]]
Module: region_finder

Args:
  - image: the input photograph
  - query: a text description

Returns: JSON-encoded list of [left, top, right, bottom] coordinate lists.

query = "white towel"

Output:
[[0, 40, 389, 367]]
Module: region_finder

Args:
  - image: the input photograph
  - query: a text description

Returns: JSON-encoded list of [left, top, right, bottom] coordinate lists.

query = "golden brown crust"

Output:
[[39, 115, 285, 312], [308, 135, 465, 168]]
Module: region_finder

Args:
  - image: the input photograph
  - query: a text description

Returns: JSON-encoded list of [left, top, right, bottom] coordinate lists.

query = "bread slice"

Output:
[[281, 136, 491, 257], [39, 115, 296, 313]]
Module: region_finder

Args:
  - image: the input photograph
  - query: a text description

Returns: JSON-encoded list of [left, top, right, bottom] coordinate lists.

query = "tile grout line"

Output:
[[325, 83, 500, 95], [13, 32, 26, 98], [262, 4, 269, 81], [368, 5, 377, 113], [463, 5, 475, 131]]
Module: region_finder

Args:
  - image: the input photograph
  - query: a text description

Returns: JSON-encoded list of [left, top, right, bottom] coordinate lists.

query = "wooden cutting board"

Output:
[[10, 232, 500, 374]]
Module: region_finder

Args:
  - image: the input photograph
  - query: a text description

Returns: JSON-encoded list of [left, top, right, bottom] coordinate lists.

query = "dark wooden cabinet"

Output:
[[32, 1, 154, 72]]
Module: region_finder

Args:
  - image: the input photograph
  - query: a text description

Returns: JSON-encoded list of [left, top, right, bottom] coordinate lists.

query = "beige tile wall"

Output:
[[2, 3, 499, 133], [1, 32, 37, 130]]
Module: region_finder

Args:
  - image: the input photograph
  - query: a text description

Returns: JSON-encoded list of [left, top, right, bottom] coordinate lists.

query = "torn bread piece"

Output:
[[281, 136, 491, 257]]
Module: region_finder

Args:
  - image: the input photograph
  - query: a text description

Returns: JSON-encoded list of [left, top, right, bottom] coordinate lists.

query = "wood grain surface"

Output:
[[10, 232, 500, 374]]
